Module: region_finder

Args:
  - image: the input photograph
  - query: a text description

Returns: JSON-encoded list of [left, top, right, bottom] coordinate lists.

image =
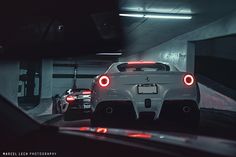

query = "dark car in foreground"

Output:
[[1, 95, 236, 157]]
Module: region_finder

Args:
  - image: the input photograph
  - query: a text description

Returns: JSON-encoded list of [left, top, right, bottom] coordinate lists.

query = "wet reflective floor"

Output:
[[45, 108, 236, 140]]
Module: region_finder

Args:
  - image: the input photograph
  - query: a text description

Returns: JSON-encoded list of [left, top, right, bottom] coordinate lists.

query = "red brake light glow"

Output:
[[82, 90, 91, 95], [184, 74, 194, 86], [96, 128, 108, 134], [99, 76, 110, 87], [128, 61, 156, 64], [66, 95, 75, 103], [79, 127, 90, 131], [127, 133, 152, 139]]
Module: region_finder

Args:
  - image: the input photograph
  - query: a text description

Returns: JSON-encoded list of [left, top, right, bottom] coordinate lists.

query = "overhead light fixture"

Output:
[[145, 14, 192, 19], [96, 53, 123, 56], [119, 13, 144, 18], [147, 8, 192, 14], [119, 13, 192, 20]]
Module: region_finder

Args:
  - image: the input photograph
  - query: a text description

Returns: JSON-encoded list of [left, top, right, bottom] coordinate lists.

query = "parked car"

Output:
[[90, 61, 200, 127], [53, 88, 92, 120]]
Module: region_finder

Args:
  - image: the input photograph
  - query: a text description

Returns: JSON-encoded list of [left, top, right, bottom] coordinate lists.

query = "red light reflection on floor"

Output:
[[96, 128, 108, 134], [78, 127, 90, 131], [127, 133, 152, 139]]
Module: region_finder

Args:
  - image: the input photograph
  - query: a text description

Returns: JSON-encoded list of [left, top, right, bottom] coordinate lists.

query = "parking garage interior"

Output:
[[0, 0, 236, 142]]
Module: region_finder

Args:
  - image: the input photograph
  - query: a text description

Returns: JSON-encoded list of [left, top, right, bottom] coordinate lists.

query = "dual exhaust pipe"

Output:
[[182, 106, 191, 113], [105, 106, 191, 114], [105, 106, 113, 114]]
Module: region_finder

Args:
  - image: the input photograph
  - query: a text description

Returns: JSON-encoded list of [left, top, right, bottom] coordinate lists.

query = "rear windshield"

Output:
[[64, 88, 90, 95], [117, 63, 170, 72]]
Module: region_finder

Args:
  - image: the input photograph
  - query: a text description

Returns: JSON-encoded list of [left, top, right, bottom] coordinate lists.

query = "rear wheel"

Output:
[[52, 102, 61, 114], [91, 101, 136, 127], [52, 103, 57, 114], [159, 100, 200, 130], [52, 95, 61, 114]]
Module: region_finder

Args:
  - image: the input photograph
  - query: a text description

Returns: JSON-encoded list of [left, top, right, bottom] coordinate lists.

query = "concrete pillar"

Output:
[[0, 61, 20, 105], [186, 42, 195, 73], [40, 59, 53, 99]]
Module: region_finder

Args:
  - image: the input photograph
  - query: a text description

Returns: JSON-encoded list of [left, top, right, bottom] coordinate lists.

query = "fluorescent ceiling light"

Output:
[[147, 8, 192, 14], [121, 7, 192, 14], [119, 13, 144, 18], [121, 7, 144, 12], [119, 13, 192, 19], [144, 14, 192, 19], [96, 53, 123, 56]]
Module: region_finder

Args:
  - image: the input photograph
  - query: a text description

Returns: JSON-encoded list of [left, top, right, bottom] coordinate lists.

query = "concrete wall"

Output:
[[195, 36, 236, 60], [194, 36, 236, 94], [40, 59, 53, 99], [52, 78, 94, 95], [120, 11, 236, 72], [52, 64, 107, 96], [199, 84, 236, 111], [0, 61, 19, 105], [40, 59, 108, 97]]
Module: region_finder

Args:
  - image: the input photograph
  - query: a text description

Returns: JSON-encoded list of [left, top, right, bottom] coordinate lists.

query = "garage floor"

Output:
[[44, 108, 236, 141]]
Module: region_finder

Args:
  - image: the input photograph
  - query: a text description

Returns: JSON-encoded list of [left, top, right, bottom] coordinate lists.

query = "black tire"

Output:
[[57, 103, 62, 114], [159, 100, 200, 130], [52, 96, 61, 114], [52, 102, 58, 114]]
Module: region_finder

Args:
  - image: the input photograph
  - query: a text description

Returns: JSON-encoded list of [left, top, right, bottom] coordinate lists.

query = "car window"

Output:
[[117, 63, 170, 72]]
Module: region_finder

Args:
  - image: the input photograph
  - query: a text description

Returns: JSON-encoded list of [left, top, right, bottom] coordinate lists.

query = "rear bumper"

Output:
[[159, 100, 200, 121], [66, 108, 91, 114], [93, 101, 136, 121], [93, 100, 199, 120], [92, 84, 199, 120], [66, 99, 91, 112]]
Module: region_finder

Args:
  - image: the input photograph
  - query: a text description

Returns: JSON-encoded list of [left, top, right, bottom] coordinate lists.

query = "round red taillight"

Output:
[[184, 74, 194, 86], [99, 76, 110, 87], [66, 95, 75, 103]]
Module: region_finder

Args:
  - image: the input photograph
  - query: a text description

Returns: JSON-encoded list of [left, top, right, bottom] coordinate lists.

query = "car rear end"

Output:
[[64, 89, 92, 120], [91, 61, 200, 126]]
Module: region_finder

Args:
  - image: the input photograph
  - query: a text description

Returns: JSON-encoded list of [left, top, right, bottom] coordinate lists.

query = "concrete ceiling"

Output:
[[0, 0, 121, 58], [1, 0, 236, 59], [119, 0, 236, 54]]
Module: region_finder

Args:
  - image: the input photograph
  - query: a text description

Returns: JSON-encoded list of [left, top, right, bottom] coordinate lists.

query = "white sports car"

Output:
[[90, 61, 200, 127], [52, 88, 92, 120]]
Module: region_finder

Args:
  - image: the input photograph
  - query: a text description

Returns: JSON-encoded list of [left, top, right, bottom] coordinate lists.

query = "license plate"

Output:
[[83, 104, 91, 109], [137, 84, 157, 94]]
